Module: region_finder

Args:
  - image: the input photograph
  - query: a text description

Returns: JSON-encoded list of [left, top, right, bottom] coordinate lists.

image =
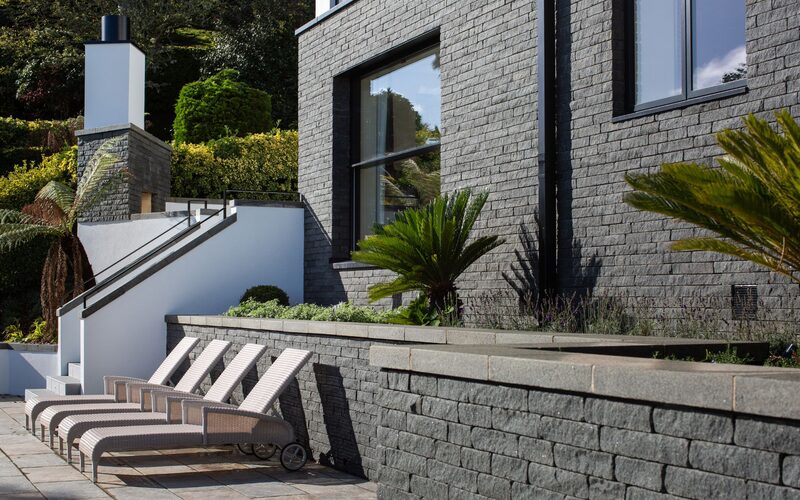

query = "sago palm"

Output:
[[625, 111, 800, 283], [0, 140, 124, 341], [351, 189, 505, 318]]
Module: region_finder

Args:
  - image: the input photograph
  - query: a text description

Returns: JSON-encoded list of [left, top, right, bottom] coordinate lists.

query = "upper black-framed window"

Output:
[[351, 44, 441, 243], [629, 0, 746, 111]]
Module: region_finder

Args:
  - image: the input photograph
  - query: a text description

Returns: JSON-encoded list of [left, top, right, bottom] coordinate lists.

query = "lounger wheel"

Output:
[[236, 443, 254, 455], [253, 443, 277, 460], [280, 443, 306, 471]]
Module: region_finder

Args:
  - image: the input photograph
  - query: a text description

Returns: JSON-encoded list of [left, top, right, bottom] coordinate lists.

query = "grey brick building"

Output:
[[296, 0, 800, 322]]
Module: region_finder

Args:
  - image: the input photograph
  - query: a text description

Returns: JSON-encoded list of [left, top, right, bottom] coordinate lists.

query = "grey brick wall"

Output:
[[297, 0, 800, 322], [77, 125, 171, 222], [298, 0, 538, 309], [375, 370, 800, 500]]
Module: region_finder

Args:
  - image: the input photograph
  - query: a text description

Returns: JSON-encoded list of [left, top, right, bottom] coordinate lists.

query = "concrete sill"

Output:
[[331, 260, 378, 271], [0, 343, 57, 352], [611, 85, 748, 123]]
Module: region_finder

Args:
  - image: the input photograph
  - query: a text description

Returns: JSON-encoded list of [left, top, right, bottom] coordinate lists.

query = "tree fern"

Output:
[[0, 141, 123, 341], [625, 111, 800, 283]]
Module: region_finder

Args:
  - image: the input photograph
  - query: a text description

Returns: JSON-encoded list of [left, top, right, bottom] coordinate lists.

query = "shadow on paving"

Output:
[[0, 397, 377, 499]]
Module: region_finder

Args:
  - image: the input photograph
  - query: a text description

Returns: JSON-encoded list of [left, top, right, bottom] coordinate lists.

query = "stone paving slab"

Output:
[[0, 396, 377, 499]]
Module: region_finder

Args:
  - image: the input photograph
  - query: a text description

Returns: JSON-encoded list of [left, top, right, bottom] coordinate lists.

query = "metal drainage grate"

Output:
[[731, 285, 758, 321]]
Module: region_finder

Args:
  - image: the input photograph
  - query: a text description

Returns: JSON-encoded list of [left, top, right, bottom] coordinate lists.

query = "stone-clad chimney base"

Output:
[[76, 123, 171, 222]]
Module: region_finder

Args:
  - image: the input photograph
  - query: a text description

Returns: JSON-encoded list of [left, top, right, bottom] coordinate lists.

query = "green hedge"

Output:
[[0, 146, 77, 209], [173, 69, 272, 144], [171, 130, 298, 198], [0, 117, 82, 175]]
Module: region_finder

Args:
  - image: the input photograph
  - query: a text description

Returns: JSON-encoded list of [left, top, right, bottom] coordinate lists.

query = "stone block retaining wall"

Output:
[[375, 371, 800, 500], [167, 318, 387, 478], [167, 316, 800, 499]]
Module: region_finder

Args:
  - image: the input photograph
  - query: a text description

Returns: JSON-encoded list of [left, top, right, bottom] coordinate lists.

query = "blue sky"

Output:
[[368, 51, 441, 130]]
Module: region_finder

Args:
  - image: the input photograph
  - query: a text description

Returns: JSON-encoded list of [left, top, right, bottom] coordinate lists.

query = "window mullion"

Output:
[[683, 0, 691, 100]]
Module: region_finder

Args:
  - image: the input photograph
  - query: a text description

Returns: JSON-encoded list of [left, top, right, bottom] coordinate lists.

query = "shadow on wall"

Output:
[[502, 216, 602, 312], [304, 204, 347, 305], [313, 363, 365, 478], [278, 367, 311, 454]]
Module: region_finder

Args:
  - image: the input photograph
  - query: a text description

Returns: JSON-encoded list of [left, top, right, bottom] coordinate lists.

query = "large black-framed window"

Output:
[[628, 0, 746, 112], [351, 44, 441, 245]]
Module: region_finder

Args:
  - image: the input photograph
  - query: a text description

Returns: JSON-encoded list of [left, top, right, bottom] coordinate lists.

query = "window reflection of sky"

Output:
[[635, 0, 682, 104], [635, 0, 746, 104], [369, 52, 441, 130], [693, 0, 746, 89]]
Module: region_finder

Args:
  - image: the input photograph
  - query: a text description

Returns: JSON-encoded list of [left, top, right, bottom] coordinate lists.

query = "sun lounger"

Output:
[[79, 347, 312, 482], [37, 339, 231, 446], [25, 336, 200, 432], [58, 343, 267, 460]]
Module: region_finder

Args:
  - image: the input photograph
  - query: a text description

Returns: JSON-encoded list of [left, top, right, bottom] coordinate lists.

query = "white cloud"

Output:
[[696, 45, 746, 89], [417, 85, 439, 96]]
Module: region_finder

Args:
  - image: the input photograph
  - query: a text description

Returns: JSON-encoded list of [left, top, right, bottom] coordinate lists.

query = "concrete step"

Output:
[[24, 388, 57, 402], [45, 375, 81, 396], [67, 362, 81, 380]]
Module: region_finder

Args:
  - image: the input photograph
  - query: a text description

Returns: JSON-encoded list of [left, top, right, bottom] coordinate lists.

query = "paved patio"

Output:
[[0, 397, 377, 499]]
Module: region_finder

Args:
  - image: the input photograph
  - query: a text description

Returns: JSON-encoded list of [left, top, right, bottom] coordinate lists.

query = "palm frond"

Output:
[[0, 223, 61, 251], [625, 111, 800, 283], [36, 181, 75, 215], [353, 189, 505, 317], [73, 138, 126, 222]]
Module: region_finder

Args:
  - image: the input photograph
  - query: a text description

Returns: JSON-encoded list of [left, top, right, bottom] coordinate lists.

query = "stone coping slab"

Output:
[[369, 343, 800, 421], [166, 315, 757, 347], [0, 343, 57, 352]]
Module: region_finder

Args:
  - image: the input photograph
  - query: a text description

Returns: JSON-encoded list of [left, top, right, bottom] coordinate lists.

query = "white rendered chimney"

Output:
[[84, 15, 145, 130]]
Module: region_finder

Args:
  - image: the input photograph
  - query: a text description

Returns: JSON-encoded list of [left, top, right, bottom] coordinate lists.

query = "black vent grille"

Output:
[[732, 285, 758, 321]]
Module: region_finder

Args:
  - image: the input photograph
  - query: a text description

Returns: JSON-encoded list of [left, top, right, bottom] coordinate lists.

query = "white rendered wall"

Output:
[[79, 216, 190, 278], [80, 205, 304, 393], [165, 200, 224, 213], [0, 349, 58, 396], [84, 43, 145, 129], [57, 307, 81, 376]]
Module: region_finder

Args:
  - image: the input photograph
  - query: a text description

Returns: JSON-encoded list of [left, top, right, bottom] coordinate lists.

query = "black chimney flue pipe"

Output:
[[101, 15, 130, 42]]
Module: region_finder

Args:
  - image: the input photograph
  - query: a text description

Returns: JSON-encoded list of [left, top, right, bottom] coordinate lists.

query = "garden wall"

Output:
[[372, 343, 800, 500], [167, 316, 555, 478], [166, 314, 800, 500], [0, 343, 57, 396]]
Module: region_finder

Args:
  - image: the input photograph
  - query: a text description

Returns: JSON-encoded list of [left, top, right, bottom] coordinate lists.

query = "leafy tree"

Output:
[[625, 111, 800, 284], [0, 0, 219, 125], [173, 69, 272, 144], [205, 0, 314, 128], [351, 190, 505, 321], [0, 140, 123, 341]]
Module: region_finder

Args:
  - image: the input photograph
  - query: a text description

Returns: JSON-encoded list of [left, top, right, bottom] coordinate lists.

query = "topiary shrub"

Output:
[[240, 285, 290, 306], [172, 69, 272, 144], [170, 130, 298, 198]]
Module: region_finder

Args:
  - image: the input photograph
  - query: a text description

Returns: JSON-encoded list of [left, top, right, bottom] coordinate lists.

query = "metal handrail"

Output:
[[79, 207, 225, 309], [87, 216, 190, 286], [186, 199, 208, 212]]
